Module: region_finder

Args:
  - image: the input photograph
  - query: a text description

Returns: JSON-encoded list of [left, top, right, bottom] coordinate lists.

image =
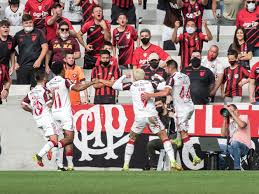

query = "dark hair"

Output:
[[140, 28, 151, 36], [227, 49, 238, 58], [0, 20, 10, 27], [155, 96, 166, 103], [92, 5, 102, 13], [229, 104, 237, 110], [22, 14, 33, 22], [166, 59, 178, 69], [51, 61, 64, 75], [103, 41, 113, 48], [192, 49, 201, 54], [186, 19, 196, 24], [117, 13, 127, 19], [34, 69, 46, 82], [58, 21, 69, 28], [231, 27, 247, 52], [100, 49, 110, 56], [65, 50, 74, 56]]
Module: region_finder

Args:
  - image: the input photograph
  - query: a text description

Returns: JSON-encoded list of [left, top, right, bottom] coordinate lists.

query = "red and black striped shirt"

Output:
[[81, 0, 98, 23], [112, 0, 134, 8], [250, 62, 259, 101], [144, 66, 168, 81], [91, 64, 121, 102], [223, 65, 250, 97]]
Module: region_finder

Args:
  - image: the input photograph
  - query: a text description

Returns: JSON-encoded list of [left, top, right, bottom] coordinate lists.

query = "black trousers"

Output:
[[111, 4, 137, 26], [16, 67, 44, 88], [94, 95, 116, 104]]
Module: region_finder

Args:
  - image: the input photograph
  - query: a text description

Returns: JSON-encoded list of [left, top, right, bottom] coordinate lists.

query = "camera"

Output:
[[220, 108, 230, 118]]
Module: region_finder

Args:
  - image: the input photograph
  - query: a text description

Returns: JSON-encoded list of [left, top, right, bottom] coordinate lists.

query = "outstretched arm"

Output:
[[71, 81, 95, 92], [143, 87, 171, 101]]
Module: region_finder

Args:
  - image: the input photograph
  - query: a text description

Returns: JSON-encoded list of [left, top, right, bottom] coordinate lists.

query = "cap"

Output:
[[148, 53, 159, 61]]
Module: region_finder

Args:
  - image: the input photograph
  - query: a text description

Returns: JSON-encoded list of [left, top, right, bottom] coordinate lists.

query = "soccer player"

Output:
[[143, 59, 202, 166], [112, 13, 138, 69], [46, 61, 95, 170], [21, 70, 59, 167], [100, 68, 182, 171]]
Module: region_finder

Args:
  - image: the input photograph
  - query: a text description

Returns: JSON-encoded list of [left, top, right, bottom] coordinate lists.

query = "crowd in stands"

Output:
[[0, 0, 258, 105]]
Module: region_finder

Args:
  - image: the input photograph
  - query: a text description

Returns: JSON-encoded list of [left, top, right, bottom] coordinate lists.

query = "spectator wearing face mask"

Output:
[[132, 29, 171, 69], [221, 50, 250, 104], [144, 53, 168, 81], [91, 50, 121, 104], [46, 21, 80, 74], [172, 19, 212, 70], [201, 45, 224, 102], [95, 41, 118, 67], [236, 0, 259, 56], [182, 55, 215, 105]]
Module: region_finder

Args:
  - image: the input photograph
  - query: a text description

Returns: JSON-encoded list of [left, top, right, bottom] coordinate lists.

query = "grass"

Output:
[[0, 171, 258, 194]]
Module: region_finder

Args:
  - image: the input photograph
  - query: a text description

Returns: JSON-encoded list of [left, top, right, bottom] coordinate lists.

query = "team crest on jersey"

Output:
[[199, 71, 205, 77], [89, 27, 94, 32], [7, 42, 12, 50], [234, 74, 239, 79], [211, 64, 215, 69], [255, 68, 259, 74], [126, 32, 130, 39], [38, 6, 42, 10], [72, 74, 77, 78], [143, 53, 147, 57], [31, 34, 37, 42], [66, 40, 71, 44]]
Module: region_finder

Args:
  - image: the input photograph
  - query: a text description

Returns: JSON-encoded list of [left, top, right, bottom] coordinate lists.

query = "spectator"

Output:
[[64, 51, 88, 105], [14, 14, 48, 88], [221, 50, 250, 104], [177, 0, 208, 32], [172, 19, 212, 69], [5, 0, 25, 26], [228, 27, 253, 71], [24, 0, 54, 30], [249, 62, 259, 104], [91, 50, 120, 104], [132, 29, 171, 69], [236, 0, 259, 56], [77, 5, 111, 69], [95, 41, 118, 67], [112, 13, 138, 69], [61, 0, 83, 25], [144, 53, 168, 81], [46, 21, 80, 74], [219, 104, 251, 170], [45, 2, 76, 42], [0, 63, 11, 104], [213, 0, 243, 26], [80, 0, 99, 23], [162, 0, 182, 50], [202, 45, 224, 101], [182, 56, 215, 105], [111, 0, 141, 26], [0, 20, 16, 75]]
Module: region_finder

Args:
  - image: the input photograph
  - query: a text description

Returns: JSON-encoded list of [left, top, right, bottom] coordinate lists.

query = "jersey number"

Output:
[[141, 93, 147, 108], [179, 86, 191, 99], [54, 93, 62, 109], [33, 101, 43, 116]]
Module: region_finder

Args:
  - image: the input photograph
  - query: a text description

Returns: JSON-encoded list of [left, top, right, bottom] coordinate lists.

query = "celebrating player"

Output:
[[46, 61, 95, 170], [21, 70, 59, 167], [143, 59, 202, 166], [99, 69, 182, 171]]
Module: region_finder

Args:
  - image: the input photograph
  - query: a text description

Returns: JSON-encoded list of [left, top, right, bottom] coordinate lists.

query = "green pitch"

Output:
[[0, 171, 258, 194]]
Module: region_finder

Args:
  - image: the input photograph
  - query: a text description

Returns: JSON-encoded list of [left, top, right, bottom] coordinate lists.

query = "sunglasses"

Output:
[[60, 28, 69, 32], [247, 1, 255, 3]]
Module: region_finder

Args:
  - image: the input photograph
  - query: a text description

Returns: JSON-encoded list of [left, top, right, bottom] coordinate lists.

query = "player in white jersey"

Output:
[[99, 69, 182, 171], [21, 70, 59, 167], [143, 60, 202, 166], [46, 61, 95, 170]]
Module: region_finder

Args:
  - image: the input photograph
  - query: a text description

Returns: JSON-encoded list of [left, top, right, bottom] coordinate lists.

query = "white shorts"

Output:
[[36, 117, 59, 137], [53, 111, 74, 132], [131, 116, 165, 134], [175, 104, 194, 132]]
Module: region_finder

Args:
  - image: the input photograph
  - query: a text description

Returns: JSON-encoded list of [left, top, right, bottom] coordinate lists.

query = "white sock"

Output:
[[163, 139, 175, 162], [38, 141, 55, 158], [184, 137, 197, 158], [52, 147, 63, 168], [124, 141, 134, 166], [66, 156, 73, 167]]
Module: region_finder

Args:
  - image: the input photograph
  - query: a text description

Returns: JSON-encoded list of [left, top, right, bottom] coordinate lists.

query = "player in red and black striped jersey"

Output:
[[236, 0, 259, 56], [24, 0, 54, 29], [77, 5, 111, 60], [172, 19, 212, 70], [112, 13, 138, 68], [91, 50, 121, 104], [80, 0, 99, 23], [221, 50, 250, 104], [249, 62, 259, 104]]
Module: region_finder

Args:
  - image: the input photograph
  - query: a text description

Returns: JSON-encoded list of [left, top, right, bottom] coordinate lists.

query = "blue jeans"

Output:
[[219, 141, 249, 170]]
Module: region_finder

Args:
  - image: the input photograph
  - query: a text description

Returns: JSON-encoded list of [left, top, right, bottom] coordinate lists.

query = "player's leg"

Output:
[[63, 130, 75, 171]]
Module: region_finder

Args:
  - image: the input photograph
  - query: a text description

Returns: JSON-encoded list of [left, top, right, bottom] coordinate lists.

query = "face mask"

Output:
[[191, 57, 201, 68], [150, 61, 159, 69], [60, 33, 69, 40], [247, 2, 256, 12], [186, 26, 196, 34], [101, 61, 110, 66], [24, 26, 33, 33], [229, 60, 236, 66], [156, 106, 163, 114], [141, 37, 150, 45]]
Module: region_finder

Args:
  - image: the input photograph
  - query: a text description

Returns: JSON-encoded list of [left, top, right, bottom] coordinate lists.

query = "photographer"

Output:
[[145, 97, 177, 170], [219, 104, 251, 170]]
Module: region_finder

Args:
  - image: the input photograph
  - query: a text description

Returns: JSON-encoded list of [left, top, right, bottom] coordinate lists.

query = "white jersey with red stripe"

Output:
[[46, 75, 74, 115], [22, 85, 53, 121], [122, 80, 158, 118]]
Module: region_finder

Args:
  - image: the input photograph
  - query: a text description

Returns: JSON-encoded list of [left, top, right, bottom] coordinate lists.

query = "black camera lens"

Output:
[[220, 108, 230, 117]]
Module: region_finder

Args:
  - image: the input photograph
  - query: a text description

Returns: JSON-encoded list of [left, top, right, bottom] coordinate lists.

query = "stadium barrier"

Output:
[[72, 104, 259, 170]]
